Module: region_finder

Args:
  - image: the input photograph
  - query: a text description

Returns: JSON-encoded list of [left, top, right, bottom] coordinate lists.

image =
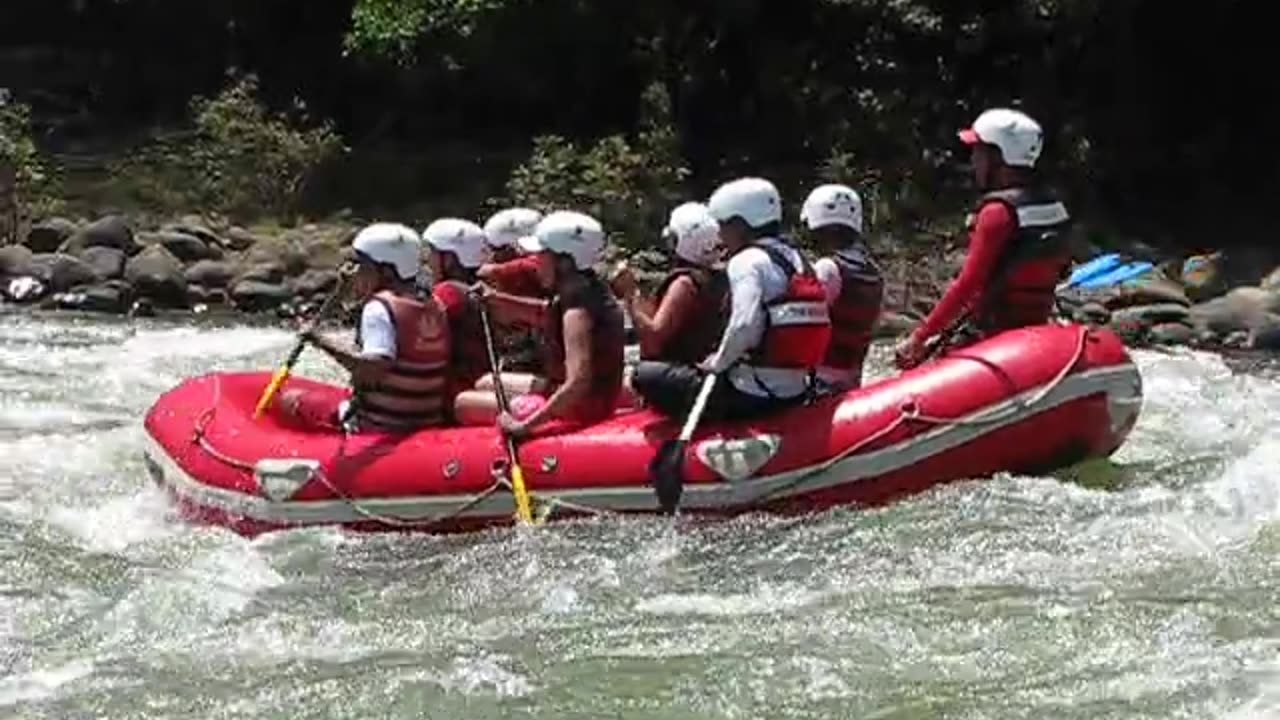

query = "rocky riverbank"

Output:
[[3, 213, 1280, 352], [0, 215, 351, 318]]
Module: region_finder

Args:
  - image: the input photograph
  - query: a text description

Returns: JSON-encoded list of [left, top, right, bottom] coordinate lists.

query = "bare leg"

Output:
[[474, 372, 543, 396], [454, 390, 502, 426]]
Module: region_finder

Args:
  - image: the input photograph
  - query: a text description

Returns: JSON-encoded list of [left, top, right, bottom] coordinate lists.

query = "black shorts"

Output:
[[631, 361, 800, 422]]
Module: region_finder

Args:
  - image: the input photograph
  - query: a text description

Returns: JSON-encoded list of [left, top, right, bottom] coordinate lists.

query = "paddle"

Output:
[[253, 274, 350, 420], [649, 371, 717, 514], [476, 296, 535, 525]]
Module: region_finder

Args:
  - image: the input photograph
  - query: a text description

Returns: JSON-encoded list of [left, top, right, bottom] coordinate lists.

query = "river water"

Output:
[[2, 309, 1278, 719]]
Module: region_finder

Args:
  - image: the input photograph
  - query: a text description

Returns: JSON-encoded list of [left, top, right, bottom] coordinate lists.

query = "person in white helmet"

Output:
[[476, 207, 548, 374], [801, 184, 884, 390], [608, 201, 729, 363], [895, 107, 1072, 369], [477, 207, 546, 298], [422, 218, 492, 413], [282, 223, 452, 432], [456, 210, 626, 435], [631, 177, 832, 421]]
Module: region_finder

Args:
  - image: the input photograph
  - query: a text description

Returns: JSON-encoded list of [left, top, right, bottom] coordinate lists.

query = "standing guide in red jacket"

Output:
[[894, 108, 1072, 370]]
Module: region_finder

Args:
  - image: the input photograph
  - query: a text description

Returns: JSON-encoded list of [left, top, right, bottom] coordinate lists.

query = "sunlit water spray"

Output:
[[1, 310, 1278, 718]]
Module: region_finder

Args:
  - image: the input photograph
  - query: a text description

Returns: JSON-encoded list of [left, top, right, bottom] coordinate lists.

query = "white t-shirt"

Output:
[[704, 238, 813, 399], [359, 299, 397, 359]]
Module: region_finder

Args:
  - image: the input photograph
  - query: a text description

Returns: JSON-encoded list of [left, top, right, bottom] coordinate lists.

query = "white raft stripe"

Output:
[[143, 363, 1141, 526]]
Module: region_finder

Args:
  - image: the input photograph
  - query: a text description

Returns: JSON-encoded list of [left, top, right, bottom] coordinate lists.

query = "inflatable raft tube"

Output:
[[141, 323, 1144, 536]]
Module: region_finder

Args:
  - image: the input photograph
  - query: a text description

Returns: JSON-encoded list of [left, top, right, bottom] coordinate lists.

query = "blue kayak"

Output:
[[1066, 254, 1154, 290]]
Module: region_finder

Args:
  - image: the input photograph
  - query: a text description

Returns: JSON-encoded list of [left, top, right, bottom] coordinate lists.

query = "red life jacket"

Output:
[[644, 266, 730, 363], [353, 290, 451, 431], [823, 244, 884, 375], [749, 241, 832, 370], [544, 273, 626, 425], [970, 187, 1072, 332], [432, 280, 490, 400]]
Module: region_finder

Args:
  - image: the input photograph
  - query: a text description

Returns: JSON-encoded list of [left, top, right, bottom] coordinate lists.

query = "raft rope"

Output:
[[187, 375, 613, 529], [185, 325, 1090, 528], [750, 324, 1091, 505]]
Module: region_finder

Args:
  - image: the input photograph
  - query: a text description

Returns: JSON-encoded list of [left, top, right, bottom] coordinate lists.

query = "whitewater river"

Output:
[[1, 309, 1278, 719]]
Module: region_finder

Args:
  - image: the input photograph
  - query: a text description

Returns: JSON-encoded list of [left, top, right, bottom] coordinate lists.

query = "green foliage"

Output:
[[112, 75, 345, 222], [503, 83, 689, 252], [345, 0, 511, 60], [0, 91, 62, 224]]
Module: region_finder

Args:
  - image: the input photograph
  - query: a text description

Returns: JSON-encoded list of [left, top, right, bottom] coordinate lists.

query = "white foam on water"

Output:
[[635, 581, 828, 617], [0, 659, 94, 708]]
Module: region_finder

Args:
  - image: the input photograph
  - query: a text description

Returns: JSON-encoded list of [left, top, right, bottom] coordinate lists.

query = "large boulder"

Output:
[[245, 237, 308, 277], [184, 259, 237, 289], [289, 268, 340, 298], [0, 244, 33, 277], [1188, 286, 1280, 336], [283, 226, 350, 270], [22, 217, 78, 253], [234, 262, 286, 285], [224, 226, 261, 252], [79, 246, 126, 281], [230, 280, 292, 312], [60, 215, 138, 256], [161, 220, 224, 251], [125, 245, 187, 307], [137, 230, 222, 263], [50, 280, 134, 314], [25, 253, 98, 292]]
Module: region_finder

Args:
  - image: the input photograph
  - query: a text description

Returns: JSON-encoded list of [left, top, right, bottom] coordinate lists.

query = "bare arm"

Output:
[[629, 275, 698, 359], [517, 307, 593, 428]]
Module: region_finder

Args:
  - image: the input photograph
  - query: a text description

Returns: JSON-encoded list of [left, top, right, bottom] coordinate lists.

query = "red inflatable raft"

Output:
[[142, 323, 1143, 536]]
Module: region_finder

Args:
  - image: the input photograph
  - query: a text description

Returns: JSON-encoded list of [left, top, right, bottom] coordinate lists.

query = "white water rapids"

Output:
[[1, 309, 1278, 719]]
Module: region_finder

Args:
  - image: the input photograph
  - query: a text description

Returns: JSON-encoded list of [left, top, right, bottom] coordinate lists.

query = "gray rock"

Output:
[[289, 268, 340, 297], [26, 253, 98, 292], [1189, 286, 1280, 336], [137, 231, 222, 263], [234, 262, 286, 285], [161, 221, 223, 251], [125, 245, 187, 307], [230, 280, 292, 312], [1148, 322, 1195, 346], [245, 238, 307, 277], [187, 284, 229, 306], [61, 215, 138, 256], [224, 226, 261, 252], [184, 259, 237, 289], [0, 244, 33, 277], [79, 246, 126, 281], [23, 217, 78, 253]]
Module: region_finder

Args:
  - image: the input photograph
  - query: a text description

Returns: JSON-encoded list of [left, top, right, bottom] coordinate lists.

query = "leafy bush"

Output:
[[0, 91, 62, 236], [113, 75, 346, 222], [503, 83, 689, 253]]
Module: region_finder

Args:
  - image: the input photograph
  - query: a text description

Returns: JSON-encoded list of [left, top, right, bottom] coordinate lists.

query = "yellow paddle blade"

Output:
[[509, 462, 534, 525], [253, 366, 290, 419]]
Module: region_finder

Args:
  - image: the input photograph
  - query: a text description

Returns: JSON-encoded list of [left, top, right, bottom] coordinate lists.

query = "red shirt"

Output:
[[486, 255, 545, 298], [914, 202, 1017, 341]]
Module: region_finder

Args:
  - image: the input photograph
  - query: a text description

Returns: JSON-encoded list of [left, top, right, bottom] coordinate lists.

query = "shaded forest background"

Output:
[[1, 0, 1275, 256]]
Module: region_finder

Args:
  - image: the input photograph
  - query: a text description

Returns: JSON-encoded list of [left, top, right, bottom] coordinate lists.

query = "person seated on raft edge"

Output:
[[630, 177, 833, 422], [422, 218, 492, 420], [279, 223, 452, 433], [802, 183, 885, 391], [894, 107, 1072, 371], [454, 210, 626, 437], [608, 201, 729, 364]]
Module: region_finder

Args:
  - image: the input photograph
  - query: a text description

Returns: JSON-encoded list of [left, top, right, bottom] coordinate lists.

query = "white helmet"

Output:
[[707, 177, 782, 228], [483, 207, 543, 250], [800, 184, 863, 233], [959, 108, 1044, 168], [518, 210, 606, 271], [664, 202, 720, 266], [422, 218, 488, 269], [351, 223, 422, 281]]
